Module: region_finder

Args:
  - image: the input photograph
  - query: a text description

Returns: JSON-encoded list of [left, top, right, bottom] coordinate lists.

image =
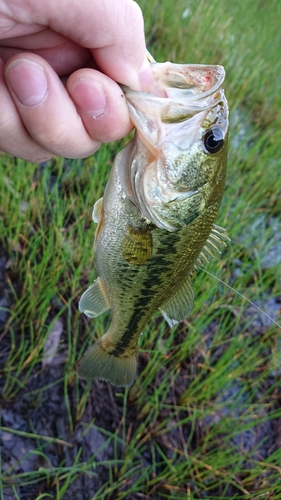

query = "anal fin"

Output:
[[160, 276, 194, 327], [79, 277, 110, 318]]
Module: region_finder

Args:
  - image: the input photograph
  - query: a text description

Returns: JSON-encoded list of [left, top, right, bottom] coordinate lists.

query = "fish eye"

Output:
[[203, 128, 224, 154]]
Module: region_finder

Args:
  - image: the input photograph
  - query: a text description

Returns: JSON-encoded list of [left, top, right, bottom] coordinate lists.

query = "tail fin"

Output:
[[77, 338, 137, 387]]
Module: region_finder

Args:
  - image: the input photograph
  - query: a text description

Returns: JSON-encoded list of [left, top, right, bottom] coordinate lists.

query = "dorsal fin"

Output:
[[195, 224, 230, 267]]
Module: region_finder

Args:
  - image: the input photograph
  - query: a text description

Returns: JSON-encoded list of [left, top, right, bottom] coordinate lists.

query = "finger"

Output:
[[0, 30, 92, 75], [4, 53, 132, 159], [67, 68, 132, 143], [4, 53, 101, 159], [5, 0, 153, 91], [0, 58, 53, 162]]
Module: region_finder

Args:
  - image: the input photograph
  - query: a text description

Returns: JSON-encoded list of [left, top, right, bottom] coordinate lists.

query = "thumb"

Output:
[[4, 0, 153, 91]]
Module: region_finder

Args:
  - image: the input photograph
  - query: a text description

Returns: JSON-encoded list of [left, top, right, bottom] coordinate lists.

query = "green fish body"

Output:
[[78, 61, 229, 387]]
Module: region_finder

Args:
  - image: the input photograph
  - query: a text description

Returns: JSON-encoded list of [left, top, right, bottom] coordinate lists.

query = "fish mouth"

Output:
[[151, 63, 225, 100], [122, 63, 225, 98], [122, 62, 226, 120]]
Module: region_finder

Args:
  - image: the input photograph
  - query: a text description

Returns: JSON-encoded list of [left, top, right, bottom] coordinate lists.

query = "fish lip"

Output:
[[121, 63, 226, 105]]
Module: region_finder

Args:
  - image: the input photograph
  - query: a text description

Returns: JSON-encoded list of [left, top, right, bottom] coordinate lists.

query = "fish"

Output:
[[78, 58, 229, 387]]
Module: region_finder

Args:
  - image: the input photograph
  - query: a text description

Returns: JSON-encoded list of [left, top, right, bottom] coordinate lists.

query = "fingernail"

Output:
[[69, 78, 107, 117], [138, 57, 153, 93], [5, 59, 48, 106]]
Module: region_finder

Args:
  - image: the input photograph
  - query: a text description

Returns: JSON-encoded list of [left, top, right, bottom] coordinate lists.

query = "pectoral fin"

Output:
[[79, 277, 110, 318], [160, 277, 194, 327], [92, 197, 103, 223], [93, 198, 105, 247], [122, 226, 152, 265]]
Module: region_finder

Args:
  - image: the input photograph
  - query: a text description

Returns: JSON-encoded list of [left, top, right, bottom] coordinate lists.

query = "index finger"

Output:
[[6, 0, 153, 91]]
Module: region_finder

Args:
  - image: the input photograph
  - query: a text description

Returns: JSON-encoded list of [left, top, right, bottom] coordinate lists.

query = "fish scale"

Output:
[[78, 57, 229, 387]]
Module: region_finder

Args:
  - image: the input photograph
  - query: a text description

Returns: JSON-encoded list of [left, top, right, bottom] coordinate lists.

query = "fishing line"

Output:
[[197, 266, 281, 329]]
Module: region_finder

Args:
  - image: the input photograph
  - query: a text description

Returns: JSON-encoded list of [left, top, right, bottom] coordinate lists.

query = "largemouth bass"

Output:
[[78, 59, 229, 387]]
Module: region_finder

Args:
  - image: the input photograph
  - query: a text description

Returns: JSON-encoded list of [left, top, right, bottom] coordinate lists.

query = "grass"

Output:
[[0, 0, 281, 498]]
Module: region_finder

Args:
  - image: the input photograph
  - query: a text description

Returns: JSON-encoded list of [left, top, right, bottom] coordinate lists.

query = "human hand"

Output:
[[0, 0, 152, 162]]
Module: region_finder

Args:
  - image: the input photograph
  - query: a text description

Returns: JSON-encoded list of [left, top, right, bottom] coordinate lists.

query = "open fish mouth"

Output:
[[122, 62, 226, 124], [121, 60, 228, 149], [150, 62, 225, 99], [144, 49, 225, 99]]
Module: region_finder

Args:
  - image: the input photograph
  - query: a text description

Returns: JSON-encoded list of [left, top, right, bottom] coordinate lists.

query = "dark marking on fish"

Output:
[[111, 231, 181, 356]]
